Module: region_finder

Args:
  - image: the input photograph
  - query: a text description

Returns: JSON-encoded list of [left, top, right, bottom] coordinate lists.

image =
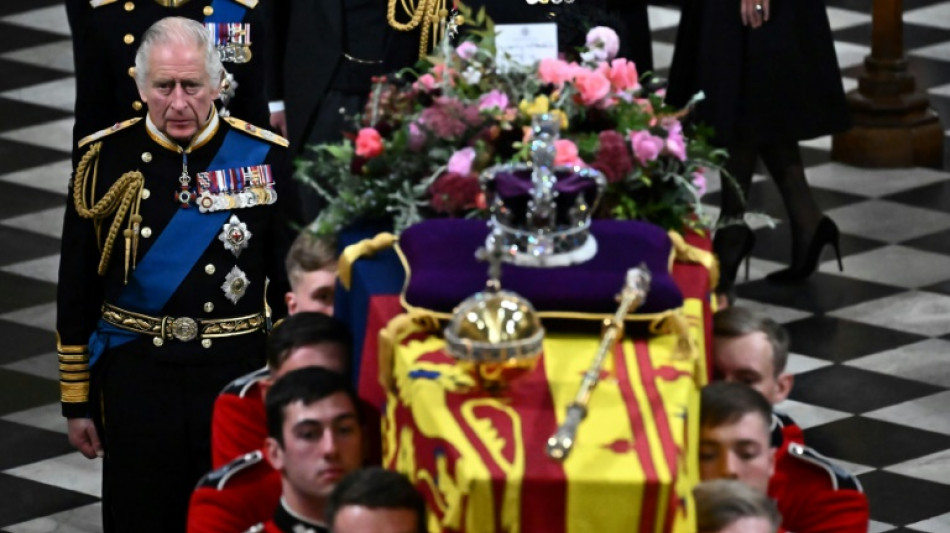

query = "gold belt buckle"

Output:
[[170, 317, 199, 342]]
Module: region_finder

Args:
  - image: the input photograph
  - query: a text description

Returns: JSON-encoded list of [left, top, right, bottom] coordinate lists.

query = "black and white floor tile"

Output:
[[1, 1, 949, 531]]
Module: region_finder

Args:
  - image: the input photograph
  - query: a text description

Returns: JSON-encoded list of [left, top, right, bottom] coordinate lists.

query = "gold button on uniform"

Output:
[[132, 100, 143, 111], [141, 152, 151, 163], [123, 33, 135, 45], [203, 302, 214, 313], [205, 264, 216, 275], [203, 5, 214, 15], [201, 339, 213, 348], [128, 66, 136, 78], [124, 1, 135, 10], [141, 188, 150, 199], [153, 337, 164, 347], [141, 227, 152, 238]]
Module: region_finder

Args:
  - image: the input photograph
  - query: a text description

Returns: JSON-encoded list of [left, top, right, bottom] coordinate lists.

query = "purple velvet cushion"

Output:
[[399, 219, 683, 316]]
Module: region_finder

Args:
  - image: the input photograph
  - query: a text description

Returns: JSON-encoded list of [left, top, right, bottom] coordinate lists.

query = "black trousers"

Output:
[[91, 336, 263, 532]]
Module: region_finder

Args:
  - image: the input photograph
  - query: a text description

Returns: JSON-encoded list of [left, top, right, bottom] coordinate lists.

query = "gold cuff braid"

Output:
[[58, 343, 90, 404]]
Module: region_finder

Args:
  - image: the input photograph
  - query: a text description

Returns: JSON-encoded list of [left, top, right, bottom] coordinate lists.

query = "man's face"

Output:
[[699, 413, 774, 493], [266, 392, 363, 501], [713, 332, 790, 404], [274, 343, 347, 380], [333, 506, 419, 533], [287, 268, 336, 316], [139, 41, 218, 142]]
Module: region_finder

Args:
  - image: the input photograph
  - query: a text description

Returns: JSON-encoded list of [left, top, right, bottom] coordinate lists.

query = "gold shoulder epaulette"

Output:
[[78, 117, 142, 148], [223, 116, 289, 147], [89, 0, 120, 8], [231, 0, 259, 8]]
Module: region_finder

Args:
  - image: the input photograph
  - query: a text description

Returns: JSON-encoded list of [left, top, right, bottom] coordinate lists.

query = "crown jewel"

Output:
[[480, 114, 606, 267]]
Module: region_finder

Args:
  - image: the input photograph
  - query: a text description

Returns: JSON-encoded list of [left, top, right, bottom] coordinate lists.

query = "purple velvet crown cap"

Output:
[[399, 219, 683, 316], [485, 167, 603, 226]]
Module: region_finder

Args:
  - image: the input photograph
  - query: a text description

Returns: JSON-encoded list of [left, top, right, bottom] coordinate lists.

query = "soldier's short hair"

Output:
[[700, 381, 773, 432], [285, 230, 337, 289], [327, 467, 427, 533], [713, 306, 790, 376], [694, 479, 781, 533], [265, 367, 361, 446], [265, 311, 352, 372], [133, 16, 225, 91]]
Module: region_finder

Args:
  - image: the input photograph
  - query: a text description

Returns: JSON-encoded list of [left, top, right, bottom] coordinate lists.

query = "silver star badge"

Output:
[[221, 266, 250, 304], [219, 214, 252, 257]]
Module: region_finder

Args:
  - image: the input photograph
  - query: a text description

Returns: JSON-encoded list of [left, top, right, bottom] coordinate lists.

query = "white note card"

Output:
[[494, 23, 559, 71]]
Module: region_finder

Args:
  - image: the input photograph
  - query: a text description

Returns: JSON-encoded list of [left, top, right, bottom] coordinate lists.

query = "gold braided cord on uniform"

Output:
[[73, 142, 145, 280], [386, 0, 448, 59]]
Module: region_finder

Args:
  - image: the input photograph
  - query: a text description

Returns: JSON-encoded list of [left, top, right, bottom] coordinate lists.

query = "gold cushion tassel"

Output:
[[74, 142, 145, 281]]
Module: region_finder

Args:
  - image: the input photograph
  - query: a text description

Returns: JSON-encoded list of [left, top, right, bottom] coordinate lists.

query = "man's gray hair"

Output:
[[695, 479, 781, 533], [713, 306, 790, 375], [133, 16, 224, 90]]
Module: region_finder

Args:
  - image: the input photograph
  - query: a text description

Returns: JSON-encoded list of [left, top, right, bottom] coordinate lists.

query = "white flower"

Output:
[[585, 26, 620, 63], [461, 66, 482, 85]]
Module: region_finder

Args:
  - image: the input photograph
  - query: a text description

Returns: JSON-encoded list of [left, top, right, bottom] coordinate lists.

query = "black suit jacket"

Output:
[[267, 0, 420, 154]]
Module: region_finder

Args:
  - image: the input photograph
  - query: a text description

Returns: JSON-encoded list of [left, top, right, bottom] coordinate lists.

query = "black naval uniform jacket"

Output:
[[57, 110, 296, 420], [72, 0, 270, 157]]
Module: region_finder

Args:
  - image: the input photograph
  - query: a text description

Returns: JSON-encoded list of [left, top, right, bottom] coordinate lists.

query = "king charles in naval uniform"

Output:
[[57, 16, 298, 533]]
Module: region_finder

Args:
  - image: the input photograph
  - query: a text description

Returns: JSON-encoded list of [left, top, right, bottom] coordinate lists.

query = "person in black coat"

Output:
[[667, 0, 850, 301], [59, 17, 297, 532]]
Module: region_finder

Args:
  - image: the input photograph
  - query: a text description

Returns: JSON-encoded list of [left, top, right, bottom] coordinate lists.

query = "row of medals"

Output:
[[196, 186, 276, 213]]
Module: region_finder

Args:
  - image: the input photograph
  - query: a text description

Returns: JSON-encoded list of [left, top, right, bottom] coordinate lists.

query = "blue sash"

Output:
[[89, 129, 271, 365], [205, 0, 247, 22]]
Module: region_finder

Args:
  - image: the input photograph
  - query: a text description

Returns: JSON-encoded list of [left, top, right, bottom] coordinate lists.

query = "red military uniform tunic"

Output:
[[188, 449, 282, 533], [211, 367, 269, 468], [769, 442, 869, 533]]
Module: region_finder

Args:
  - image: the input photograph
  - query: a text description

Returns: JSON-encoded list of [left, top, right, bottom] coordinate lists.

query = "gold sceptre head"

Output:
[[546, 265, 651, 462]]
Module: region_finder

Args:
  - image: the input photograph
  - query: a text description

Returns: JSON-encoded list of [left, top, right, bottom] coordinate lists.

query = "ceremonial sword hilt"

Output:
[[545, 265, 651, 462]]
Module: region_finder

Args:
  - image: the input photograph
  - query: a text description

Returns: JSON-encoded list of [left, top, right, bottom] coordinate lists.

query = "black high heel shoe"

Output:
[[714, 225, 756, 304], [766, 216, 843, 283]]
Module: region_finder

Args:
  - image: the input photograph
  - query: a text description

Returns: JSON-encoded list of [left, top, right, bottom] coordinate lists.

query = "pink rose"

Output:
[[414, 73, 437, 91], [629, 130, 664, 165], [447, 147, 477, 175], [478, 89, 509, 112], [692, 169, 707, 196], [585, 26, 620, 62], [663, 118, 687, 161], [573, 69, 611, 106], [554, 139, 582, 166], [605, 58, 639, 92], [456, 41, 478, 61], [354, 127, 384, 158], [538, 57, 576, 87]]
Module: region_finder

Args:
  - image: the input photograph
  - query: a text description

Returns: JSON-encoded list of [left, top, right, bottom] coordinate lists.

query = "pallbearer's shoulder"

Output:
[[223, 116, 289, 148]]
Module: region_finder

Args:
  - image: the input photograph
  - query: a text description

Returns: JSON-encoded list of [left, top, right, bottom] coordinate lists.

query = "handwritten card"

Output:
[[494, 23, 558, 72]]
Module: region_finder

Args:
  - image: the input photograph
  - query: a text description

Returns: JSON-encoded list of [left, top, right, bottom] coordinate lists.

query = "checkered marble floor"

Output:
[[1, 1, 949, 531]]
